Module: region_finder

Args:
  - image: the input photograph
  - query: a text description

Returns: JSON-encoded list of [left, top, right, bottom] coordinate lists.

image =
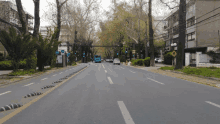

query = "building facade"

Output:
[[0, 0, 34, 55], [163, 0, 220, 67]]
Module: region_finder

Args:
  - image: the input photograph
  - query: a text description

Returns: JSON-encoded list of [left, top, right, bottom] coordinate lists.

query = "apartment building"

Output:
[[163, 0, 220, 67], [0, 0, 34, 55]]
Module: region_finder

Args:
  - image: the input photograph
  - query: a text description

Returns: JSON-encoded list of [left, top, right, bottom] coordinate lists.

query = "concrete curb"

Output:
[[0, 65, 78, 87]]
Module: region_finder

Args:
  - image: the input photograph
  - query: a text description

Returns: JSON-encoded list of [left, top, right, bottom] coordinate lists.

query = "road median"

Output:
[[0, 65, 78, 88]]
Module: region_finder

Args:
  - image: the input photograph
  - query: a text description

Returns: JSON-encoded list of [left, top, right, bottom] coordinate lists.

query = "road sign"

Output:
[[132, 50, 136, 54], [172, 51, 177, 57], [55, 51, 59, 55], [67, 53, 70, 57], [61, 50, 65, 55]]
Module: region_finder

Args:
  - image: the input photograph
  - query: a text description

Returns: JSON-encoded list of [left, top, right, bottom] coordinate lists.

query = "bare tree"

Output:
[[55, 0, 68, 41], [15, 0, 28, 34], [33, 0, 40, 39]]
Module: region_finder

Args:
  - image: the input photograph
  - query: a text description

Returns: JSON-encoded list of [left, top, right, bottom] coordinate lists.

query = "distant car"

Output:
[[106, 59, 110, 62], [155, 58, 163, 63], [113, 58, 120, 65]]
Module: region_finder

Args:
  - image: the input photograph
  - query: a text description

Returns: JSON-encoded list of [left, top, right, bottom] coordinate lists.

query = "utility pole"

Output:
[[218, 30, 220, 49]]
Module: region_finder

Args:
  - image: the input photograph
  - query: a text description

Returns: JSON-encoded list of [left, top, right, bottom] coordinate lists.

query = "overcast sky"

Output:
[[8, 0, 176, 27]]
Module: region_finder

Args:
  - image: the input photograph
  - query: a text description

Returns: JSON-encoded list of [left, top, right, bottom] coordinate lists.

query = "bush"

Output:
[[119, 56, 126, 62], [144, 57, 150, 66], [6, 55, 11, 60], [0, 60, 27, 70], [24, 55, 37, 70], [0, 61, 13, 70], [164, 52, 174, 65], [136, 59, 144, 66]]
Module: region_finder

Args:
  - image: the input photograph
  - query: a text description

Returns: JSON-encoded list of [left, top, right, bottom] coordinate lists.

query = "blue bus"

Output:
[[94, 55, 101, 63]]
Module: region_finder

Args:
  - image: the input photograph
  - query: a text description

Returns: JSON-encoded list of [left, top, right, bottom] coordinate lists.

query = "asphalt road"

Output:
[[1, 62, 220, 124]]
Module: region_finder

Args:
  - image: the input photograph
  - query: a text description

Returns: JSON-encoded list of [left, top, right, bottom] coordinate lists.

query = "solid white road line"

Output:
[[53, 74, 57, 76], [118, 101, 135, 124], [41, 78, 48, 81], [23, 82, 34, 87], [107, 77, 114, 84], [105, 70, 107, 73], [129, 70, 136, 73], [147, 78, 164, 85], [59, 72, 63, 74], [102, 64, 105, 69], [108, 68, 112, 72], [206, 101, 220, 108], [0, 91, 11, 96]]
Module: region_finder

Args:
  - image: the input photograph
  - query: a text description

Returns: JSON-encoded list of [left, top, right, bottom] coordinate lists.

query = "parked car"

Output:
[[113, 58, 120, 65], [155, 58, 163, 63]]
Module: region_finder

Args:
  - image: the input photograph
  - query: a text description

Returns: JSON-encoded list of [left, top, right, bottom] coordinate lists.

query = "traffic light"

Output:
[[125, 48, 128, 53], [75, 51, 76, 54], [117, 53, 118, 55]]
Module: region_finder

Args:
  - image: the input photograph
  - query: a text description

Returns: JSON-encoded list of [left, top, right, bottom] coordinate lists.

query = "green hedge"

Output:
[[0, 60, 27, 70], [164, 52, 174, 65], [131, 57, 151, 66], [144, 57, 150, 67]]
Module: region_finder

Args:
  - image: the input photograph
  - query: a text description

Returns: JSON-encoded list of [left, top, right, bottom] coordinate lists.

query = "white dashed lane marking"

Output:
[[102, 64, 105, 69], [129, 70, 136, 73], [23, 82, 34, 87], [147, 78, 164, 85], [107, 77, 114, 84], [59, 72, 63, 74], [108, 68, 112, 72], [0, 91, 11, 96], [41, 78, 48, 80], [105, 70, 107, 73], [118, 101, 135, 124], [206, 101, 220, 108], [53, 74, 57, 76]]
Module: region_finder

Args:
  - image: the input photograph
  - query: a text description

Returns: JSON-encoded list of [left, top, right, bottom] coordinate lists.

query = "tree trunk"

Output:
[[175, 0, 186, 69], [15, 0, 28, 34], [55, 4, 61, 41], [12, 60, 20, 72], [33, 0, 40, 39], [149, 0, 155, 66]]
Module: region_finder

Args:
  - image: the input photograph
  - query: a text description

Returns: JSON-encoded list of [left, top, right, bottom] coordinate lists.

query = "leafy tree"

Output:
[[0, 27, 37, 71], [37, 29, 62, 71]]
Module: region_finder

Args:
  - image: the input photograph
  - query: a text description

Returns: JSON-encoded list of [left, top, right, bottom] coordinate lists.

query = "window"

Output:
[[173, 26, 179, 35], [187, 17, 195, 27], [173, 38, 178, 43], [187, 32, 195, 41]]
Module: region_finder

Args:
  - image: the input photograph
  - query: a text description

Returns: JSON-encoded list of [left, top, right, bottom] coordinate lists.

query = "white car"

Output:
[[155, 58, 163, 63], [113, 58, 120, 65]]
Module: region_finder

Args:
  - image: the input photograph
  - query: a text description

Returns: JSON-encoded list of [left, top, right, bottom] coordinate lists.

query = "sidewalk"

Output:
[[125, 63, 220, 88], [0, 66, 51, 76]]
